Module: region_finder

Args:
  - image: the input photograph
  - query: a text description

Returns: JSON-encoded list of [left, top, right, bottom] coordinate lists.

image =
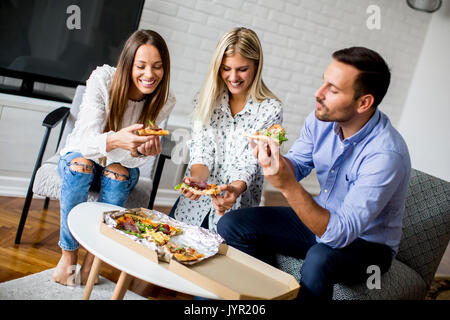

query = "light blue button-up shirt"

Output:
[[284, 109, 411, 256]]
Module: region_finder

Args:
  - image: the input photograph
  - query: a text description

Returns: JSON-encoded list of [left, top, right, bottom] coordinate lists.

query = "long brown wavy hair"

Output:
[[104, 29, 171, 133]]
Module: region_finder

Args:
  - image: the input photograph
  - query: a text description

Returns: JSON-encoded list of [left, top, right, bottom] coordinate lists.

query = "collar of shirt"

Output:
[[333, 108, 381, 146], [219, 90, 258, 117]]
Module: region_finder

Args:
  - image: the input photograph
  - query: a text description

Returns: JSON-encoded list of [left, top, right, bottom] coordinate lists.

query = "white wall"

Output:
[[398, 0, 450, 182], [1, 0, 442, 199], [139, 0, 431, 151], [137, 0, 433, 193]]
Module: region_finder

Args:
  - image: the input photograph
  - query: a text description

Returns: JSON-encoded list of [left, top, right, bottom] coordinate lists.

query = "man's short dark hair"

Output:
[[332, 47, 391, 108]]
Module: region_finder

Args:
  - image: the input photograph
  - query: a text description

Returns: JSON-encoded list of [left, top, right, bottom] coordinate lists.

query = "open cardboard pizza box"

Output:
[[100, 213, 299, 300], [100, 218, 159, 263], [169, 243, 300, 300]]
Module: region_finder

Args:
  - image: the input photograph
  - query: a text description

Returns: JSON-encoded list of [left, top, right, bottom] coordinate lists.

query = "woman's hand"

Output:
[[211, 180, 246, 216], [106, 124, 152, 157], [180, 176, 203, 201], [136, 135, 162, 157]]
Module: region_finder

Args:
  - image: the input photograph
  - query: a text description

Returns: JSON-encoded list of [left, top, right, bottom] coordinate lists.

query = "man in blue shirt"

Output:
[[217, 47, 411, 300]]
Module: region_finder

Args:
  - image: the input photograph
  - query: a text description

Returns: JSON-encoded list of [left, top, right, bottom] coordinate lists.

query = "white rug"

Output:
[[0, 267, 146, 300]]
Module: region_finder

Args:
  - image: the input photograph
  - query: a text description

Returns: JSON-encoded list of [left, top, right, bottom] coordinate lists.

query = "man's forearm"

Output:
[[279, 158, 330, 237]]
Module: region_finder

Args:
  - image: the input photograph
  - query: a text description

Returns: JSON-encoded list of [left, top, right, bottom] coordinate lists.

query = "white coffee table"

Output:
[[67, 202, 220, 300]]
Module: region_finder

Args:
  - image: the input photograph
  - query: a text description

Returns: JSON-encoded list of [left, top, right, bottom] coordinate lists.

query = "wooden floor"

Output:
[[0, 196, 191, 299], [1, 194, 449, 300]]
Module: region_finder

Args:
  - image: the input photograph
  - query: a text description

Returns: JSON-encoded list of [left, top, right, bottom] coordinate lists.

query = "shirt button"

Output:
[[340, 145, 344, 149], [324, 189, 328, 193], [331, 170, 335, 173]]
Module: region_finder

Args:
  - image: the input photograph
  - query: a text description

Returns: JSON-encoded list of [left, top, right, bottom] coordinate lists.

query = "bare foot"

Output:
[[80, 252, 99, 285], [52, 249, 78, 286]]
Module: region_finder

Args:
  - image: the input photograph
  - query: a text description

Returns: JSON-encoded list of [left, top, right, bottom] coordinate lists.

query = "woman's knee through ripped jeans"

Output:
[[57, 152, 139, 251]]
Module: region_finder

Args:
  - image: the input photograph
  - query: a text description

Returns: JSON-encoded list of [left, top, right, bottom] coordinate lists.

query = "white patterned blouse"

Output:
[[173, 90, 283, 232]]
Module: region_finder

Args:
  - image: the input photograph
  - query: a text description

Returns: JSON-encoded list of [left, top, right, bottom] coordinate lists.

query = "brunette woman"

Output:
[[53, 30, 175, 285]]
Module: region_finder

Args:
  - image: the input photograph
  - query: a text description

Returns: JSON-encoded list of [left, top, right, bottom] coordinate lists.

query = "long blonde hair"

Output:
[[104, 29, 170, 133], [192, 27, 279, 127]]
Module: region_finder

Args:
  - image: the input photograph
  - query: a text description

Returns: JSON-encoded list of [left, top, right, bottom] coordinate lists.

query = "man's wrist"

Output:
[[279, 176, 301, 199]]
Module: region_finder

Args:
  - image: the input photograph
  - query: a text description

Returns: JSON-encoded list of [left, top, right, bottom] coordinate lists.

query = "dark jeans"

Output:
[[217, 206, 393, 300]]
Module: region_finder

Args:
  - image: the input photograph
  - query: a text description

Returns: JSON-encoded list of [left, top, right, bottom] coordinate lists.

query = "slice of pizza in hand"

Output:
[[174, 178, 221, 196], [243, 124, 288, 144], [136, 120, 169, 136]]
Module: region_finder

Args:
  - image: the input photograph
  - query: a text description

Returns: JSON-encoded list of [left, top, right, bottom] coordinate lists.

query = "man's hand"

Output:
[[249, 138, 296, 192], [211, 181, 246, 216], [248, 137, 330, 237]]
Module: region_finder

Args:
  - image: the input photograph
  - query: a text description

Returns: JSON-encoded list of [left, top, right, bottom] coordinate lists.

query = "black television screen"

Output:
[[0, 0, 144, 100]]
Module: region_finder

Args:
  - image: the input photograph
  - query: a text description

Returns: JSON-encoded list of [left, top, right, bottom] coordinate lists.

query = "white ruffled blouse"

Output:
[[60, 64, 176, 168]]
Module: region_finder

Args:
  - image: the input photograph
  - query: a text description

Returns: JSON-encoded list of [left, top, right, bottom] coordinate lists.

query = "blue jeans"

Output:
[[217, 206, 392, 300], [57, 152, 140, 251]]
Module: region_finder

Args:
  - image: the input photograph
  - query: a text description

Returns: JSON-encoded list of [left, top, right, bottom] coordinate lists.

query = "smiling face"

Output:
[[128, 44, 164, 101], [220, 52, 256, 98], [314, 59, 360, 123]]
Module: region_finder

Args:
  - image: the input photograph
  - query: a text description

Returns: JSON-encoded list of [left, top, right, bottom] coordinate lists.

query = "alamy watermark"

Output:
[[366, 5, 381, 30], [366, 264, 381, 289], [66, 5, 81, 30]]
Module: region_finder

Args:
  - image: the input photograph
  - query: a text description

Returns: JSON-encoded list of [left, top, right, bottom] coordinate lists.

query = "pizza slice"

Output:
[[114, 212, 182, 243], [243, 124, 288, 144], [136, 120, 169, 136], [166, 242, 204, 262], [174, 178, 221, 195], [143, 229, 171, 246]]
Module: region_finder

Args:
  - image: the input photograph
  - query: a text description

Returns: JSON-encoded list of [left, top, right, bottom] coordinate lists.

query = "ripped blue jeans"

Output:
[[57, 152, 139, 251]]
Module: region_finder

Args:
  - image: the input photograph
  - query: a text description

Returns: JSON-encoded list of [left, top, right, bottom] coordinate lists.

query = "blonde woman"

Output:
[[171, 27, 283, 232], [53, 30, 175, 285]]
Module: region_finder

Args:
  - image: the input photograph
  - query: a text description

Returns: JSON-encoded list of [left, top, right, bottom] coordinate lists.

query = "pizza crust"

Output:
[[243, 133, 272, 142], [136, 129, 169, 136], [180, 185, 221, 195]]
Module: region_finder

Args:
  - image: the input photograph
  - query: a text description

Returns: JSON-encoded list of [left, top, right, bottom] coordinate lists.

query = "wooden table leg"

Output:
[[82, 255, 101, 300], [111, 271, 133, 300]]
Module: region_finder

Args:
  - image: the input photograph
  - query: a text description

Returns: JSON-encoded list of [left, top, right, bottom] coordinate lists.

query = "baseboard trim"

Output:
[[0, 175, 319, 207], [0, 175, 34, 198], [0, 174, 179, 206]]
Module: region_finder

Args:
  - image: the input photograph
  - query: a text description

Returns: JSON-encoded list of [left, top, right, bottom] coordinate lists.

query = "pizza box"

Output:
[[100, 212, 299, 300], [169, 243, 300, 300], [100, 216, 159, 264]]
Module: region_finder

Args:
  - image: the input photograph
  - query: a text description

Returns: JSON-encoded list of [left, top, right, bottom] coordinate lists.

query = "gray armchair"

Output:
[[15, 85, 175, 244], [275, 169, 450, 299]]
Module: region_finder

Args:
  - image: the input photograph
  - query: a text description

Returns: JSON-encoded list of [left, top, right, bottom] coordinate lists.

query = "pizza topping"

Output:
[[116, 216, 140, 234], [115, 213, 181, 244], [166, 242, 205, 262], [263, 124, 287, 143], [147, 120, 162, 131], [134, 120, 169, 136], [182, 178, 209, 190], [244, 124, 288, 144], [174, 180, 221, 195], [143, 229, 170, 245]]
